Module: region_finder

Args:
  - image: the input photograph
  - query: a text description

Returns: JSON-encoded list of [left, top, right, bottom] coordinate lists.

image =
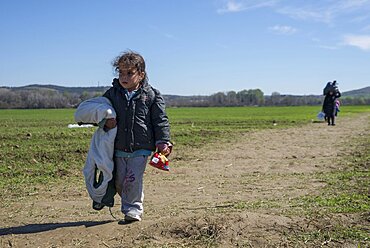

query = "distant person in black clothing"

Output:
[[322, 80, 341, 126]]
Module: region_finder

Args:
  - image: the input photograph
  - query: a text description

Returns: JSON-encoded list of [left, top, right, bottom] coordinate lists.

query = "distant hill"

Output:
[[341, 86, 370, 97], [3, 84, 110, 94]]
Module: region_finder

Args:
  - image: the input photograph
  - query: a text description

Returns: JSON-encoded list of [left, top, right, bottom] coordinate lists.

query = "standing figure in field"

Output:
[[102, 50, 171, 222], [322, 80, 341, 126], [335, 99, 340, 117]]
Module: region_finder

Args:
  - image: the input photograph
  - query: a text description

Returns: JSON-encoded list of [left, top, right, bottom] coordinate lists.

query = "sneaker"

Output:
[[331, 123, 336, 126], [92, 201, 105, 211], [124, 214, 141, 222]]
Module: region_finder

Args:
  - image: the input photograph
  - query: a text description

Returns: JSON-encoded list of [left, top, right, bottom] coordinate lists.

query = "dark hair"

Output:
[[112, 50, 148, 83]]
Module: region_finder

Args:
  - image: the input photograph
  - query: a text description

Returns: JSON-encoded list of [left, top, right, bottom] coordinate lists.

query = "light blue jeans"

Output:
[[114, 156, 148, 217]]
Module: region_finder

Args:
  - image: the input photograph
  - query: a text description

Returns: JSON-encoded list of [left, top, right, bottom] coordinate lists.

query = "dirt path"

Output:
[[1, 114, 369, 247]]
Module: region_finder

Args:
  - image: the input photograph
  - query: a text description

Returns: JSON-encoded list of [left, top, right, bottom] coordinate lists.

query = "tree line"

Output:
[[0, 87, 369, 109], [165, 90, 369, 107], [0, 88, 101, 109]]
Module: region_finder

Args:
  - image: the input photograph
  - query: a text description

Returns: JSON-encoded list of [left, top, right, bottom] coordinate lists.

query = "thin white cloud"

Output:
[[164, 33, 176, 40], [277, 6, 333, 24], [148, 25, 177, 40], [344, 34, 370, 50], [269, 25, 297, 35], [350, 14, 370, 23], [362, 25, 370, 32], [318, 44, 339, 50], [216, 0, 370, 24], [217, 0, 277, 13], [215, 43, 230, 49], [276, 0, 370, 24], [337, 0, 370, 9], [217, 0, 243, 13], [215, 0, 370, 52], [311, 37, 340, 50]]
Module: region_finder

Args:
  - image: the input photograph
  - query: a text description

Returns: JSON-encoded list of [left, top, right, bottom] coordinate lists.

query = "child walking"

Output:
[[102, 50, 171, 222], [335, 99, 340, 117]]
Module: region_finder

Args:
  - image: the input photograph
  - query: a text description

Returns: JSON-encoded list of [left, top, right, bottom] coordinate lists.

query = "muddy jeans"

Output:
[[114, 156, 148, 217]]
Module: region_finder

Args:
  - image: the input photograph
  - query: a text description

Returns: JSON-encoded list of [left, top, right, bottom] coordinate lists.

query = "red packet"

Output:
[[149, 152, 170, 171]]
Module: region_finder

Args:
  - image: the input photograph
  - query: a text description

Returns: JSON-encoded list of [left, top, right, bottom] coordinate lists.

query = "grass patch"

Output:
[[298, 193, 369, 213], [0, 106, 369, 200], [292, 226, 369, 246], [286, 134, 370, 245]]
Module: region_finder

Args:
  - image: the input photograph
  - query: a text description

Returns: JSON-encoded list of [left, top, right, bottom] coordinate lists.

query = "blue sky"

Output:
[[1, 0, 369, 96]]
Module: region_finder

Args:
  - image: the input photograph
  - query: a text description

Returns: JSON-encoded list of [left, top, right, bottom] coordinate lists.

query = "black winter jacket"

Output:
[[322, 91, 341, 116], [103, 79, 170, 152]]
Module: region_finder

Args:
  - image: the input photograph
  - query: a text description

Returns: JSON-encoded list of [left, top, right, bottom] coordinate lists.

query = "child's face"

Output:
[[118, 63, 145, 91]]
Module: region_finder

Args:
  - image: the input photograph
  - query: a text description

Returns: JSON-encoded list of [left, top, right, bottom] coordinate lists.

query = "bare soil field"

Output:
[[1, 114, 369, 248]]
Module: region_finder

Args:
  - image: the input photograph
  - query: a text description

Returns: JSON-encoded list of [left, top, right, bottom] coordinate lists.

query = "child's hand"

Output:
[[156, 142, 172, 156], [104, 118, 117, 130]]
